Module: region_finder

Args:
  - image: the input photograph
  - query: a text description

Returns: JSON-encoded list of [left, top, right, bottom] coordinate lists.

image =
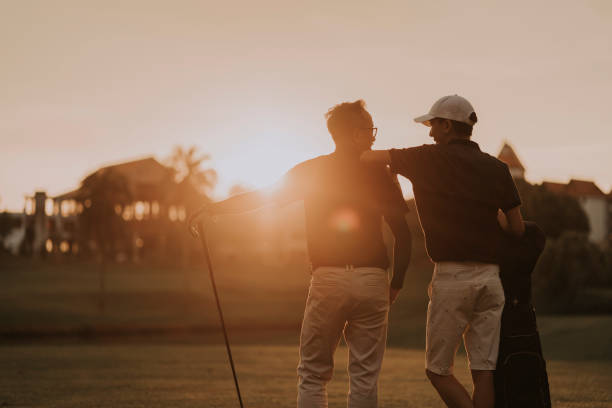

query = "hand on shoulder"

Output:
[[360, 150, 391, 165]]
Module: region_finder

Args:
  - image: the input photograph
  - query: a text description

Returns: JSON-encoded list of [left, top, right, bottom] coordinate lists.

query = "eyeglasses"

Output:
[[360, 127, 378, 138]]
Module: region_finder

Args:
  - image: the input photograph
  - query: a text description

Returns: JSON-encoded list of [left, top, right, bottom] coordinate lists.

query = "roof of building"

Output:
[[497, 142, 525, 172], [541, 181, 567, 195], [96, 157, 172, 186], [53, 157, 177, 201], [53, 189, 81, 201], [566, 179, 606, 198], [541, 179, 606, 198]]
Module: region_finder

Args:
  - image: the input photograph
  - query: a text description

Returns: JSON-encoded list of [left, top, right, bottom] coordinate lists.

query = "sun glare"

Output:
[[217, 139, 316, 198], [330, 208, 360, 233]]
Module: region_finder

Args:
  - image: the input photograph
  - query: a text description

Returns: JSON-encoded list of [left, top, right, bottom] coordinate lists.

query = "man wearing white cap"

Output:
[[361, 95, 525, 408]]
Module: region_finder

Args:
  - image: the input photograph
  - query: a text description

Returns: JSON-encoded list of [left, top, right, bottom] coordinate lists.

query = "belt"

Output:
[[311, 264, 385, 273]]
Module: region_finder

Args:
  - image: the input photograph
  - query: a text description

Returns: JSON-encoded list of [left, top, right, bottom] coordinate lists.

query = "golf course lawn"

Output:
[[2, 258, 611, 407], [1, 343, 610, 408]]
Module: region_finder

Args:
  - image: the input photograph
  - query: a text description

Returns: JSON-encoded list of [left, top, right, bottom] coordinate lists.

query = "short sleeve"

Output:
[[498, 164, 522, 212], [388, 145, 429, 181], [270, 160, 313, 206]]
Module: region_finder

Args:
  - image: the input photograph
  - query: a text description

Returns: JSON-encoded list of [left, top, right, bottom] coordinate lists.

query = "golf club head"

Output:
[[189, 223, 200, 239], [188, 214, 219, 239], [187, 204, 212, 239]]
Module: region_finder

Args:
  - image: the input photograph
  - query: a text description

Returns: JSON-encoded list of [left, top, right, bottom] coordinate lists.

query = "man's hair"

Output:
[[450, 113, 478, 137], [325, 99, 370, 142]]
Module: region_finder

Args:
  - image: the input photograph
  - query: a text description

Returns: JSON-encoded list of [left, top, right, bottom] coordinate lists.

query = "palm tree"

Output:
[[167, 145, 217, 196]]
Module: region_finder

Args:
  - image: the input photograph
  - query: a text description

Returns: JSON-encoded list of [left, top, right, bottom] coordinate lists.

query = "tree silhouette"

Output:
[[515, 179, 590, 238], [167, 145, 217, 196], [533, 231, 606, 312]]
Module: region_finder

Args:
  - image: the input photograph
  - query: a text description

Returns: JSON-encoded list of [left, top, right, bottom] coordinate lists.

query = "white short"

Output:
[[426, 262, 505, 375]]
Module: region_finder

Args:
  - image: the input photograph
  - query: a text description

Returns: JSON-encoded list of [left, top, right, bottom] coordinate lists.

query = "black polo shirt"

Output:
[[389, 139, 521, 264], [273, 152, 409, 270]]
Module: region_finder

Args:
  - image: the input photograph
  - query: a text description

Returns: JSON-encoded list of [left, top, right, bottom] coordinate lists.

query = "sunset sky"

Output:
[[2, 0, 611, 211]]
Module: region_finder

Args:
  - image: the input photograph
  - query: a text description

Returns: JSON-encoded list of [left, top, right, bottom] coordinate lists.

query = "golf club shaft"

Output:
[[198, 221, 244, 408]]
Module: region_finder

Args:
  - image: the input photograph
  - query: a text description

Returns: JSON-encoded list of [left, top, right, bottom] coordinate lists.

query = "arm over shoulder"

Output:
[[387, 145, 430, 181], [360, 150, 391, 165]]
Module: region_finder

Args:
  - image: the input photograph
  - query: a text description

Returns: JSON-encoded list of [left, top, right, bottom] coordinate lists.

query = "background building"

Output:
[[13, 157, 204, 264], [498, 142, 611, 246]]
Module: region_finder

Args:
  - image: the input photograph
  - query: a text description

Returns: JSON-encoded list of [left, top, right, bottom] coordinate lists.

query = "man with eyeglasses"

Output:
[[361, 95, 525, 408], [190, 100, 412, 408]]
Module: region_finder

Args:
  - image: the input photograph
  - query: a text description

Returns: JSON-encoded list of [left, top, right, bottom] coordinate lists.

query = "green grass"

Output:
[[1, 344, 610, 408], [0, 258, 310, 332], [0, 261, 612, 360], [1, 258, 611, 406], [3, 258, 611, 361]]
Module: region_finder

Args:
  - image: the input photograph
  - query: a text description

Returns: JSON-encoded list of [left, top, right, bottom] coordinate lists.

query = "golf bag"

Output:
[[494, 222, 551, 408]]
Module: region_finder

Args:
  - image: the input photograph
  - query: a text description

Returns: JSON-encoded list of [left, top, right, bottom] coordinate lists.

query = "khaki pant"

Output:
[[297, 266, 389, 408], [426, 262, 505, 375]]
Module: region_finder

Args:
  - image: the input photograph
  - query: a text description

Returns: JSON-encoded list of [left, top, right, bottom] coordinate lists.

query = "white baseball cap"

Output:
[[414, 95, 477, 127]]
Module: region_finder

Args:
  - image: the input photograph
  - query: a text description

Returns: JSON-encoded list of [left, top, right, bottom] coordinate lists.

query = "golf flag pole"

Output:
[[196, 220, 244, 408]]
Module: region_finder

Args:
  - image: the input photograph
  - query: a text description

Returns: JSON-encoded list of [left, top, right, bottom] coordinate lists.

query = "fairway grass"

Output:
[[3, 260, 612, 361], [2, 259, 611, 406], [1, 344, 610, 408]]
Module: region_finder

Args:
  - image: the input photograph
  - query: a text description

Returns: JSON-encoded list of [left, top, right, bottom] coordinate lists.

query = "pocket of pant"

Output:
[[476, 281, 505, 312]]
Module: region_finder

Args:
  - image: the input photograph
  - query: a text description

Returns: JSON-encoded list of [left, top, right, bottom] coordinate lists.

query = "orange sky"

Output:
[[2, 0, 612, 211]]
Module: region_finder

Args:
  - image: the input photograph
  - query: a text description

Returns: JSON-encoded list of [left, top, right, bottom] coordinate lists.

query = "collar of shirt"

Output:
[[448, 138, 481, 151]]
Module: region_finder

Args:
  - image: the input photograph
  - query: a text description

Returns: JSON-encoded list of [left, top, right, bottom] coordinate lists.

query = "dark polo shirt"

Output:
[[389, 139, 521, 264], [274, 152, 409, 273]]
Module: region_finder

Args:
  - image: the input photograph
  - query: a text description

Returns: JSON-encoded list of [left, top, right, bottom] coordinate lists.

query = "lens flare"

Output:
[[329, 208, 360, 233]]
